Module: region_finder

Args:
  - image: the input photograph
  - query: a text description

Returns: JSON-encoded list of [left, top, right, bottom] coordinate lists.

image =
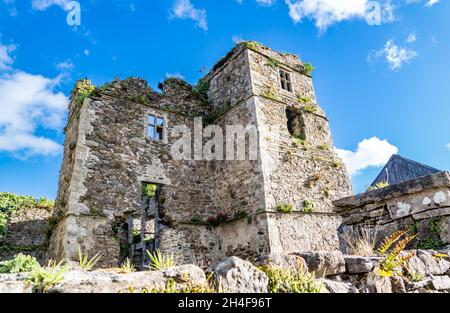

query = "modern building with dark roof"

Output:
[[371, 154, 441, 187]]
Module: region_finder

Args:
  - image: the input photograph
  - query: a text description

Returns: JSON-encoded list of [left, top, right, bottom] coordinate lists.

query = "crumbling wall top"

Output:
[[334, 171, 450, 211]]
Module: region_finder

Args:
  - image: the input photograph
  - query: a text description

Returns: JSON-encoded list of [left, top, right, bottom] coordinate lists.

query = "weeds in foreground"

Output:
[[119, 258, 136, 273], [260, 264, 321, 293], [78, 246, 101, 271], [146, 249, 176, 271], [0, 254, 40, 274], [27, 260, 68, 293]]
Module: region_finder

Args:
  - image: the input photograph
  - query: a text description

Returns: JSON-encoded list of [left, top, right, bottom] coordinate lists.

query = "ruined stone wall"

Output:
[[334, 172, 450, 252], [0, 206, 52, 264]]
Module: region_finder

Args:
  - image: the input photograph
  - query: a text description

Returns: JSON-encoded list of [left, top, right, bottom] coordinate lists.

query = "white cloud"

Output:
[[235, 0, 276, 5], [165, 72, 185, 80], [285, 0, 391, 31], [0, 71, 67, 157], [256, 0, 276, 5], [0, 38, 68, 158], [83, 49, 90, 56], [0, 41, 15, 70], [31, 0, 71, 11], [446, 143, 450, 150], [232, 35, 244, 44], [406, 32, 417, 43], [55, 59, 74, 71], [425, 0, 440, 7], [368, 39, 417, 70], [336, 137, 398, 176], [171, 0, 208, 31]]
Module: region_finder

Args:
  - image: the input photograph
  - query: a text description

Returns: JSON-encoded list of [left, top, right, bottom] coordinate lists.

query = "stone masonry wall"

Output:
[[334, 171, 450, 252], [247, 45, 352, 253]]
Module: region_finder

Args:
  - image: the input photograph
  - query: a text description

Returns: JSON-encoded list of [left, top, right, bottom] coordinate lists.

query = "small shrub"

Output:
[[304, 105, 317, 113], [193, 78, 210, 103], [119, 258, 136, 273], [276, 203, 293, 213], [302, 63, 315, 76], [146, 249, 176, 271], [302, 200, 315, 213], [342, 228, 377, 257], [413, 217, 445, 250], [318, 144, 328, 151], [332, 159, 342, 169], [291, 136, 306, 149], [132, 228, 141, 244], [0, 254, 40, 274], [367, 181, 390, 191], [263, 86, 277, 100], [74, 79, 95, 106], [242, 41, 259, 51], [27, 260, 68, 293], [78, 246, 101, 271], [143, 183, 157, 199], [297, 94, 312, 104], [407, 270, 423, 283], [261, 265, 321, 293]]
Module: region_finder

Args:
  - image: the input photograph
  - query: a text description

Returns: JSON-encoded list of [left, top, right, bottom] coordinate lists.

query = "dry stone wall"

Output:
[[335, 171, 450, 252]]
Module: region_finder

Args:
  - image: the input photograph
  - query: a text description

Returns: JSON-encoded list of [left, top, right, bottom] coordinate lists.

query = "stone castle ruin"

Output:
[[40, 42, 449, 271], [46, 42, 352, 268]]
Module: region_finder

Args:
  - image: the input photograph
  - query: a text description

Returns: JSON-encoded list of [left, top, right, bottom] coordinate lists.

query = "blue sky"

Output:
[[0, 0, 449, 199]]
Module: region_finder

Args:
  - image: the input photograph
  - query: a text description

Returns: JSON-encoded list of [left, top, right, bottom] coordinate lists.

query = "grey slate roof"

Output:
[[371, 155, 441, 187]]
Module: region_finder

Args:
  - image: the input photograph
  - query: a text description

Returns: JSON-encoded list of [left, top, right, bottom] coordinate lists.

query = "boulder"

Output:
[[0, 274, 32, 293], [406, 256, 428, 277], [428, 276, 450, 291], [214, 257, 268, 293], [365, 271, 392, 293], [296, 251, 346, 277], [390, 276, 406, 293], [417, 250, 450, 275], [47, 265, 206, 293], [344, 256, 379, 274], [321, 279, 359, 293], [255, 254, 307, 272]]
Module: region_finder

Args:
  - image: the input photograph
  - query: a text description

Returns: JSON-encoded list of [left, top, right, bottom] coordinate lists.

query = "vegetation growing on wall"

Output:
[[193, 77, 210, 104], [301, 63, 315, 76], [143, 184, 157, 199], [0, 192, 54, 244], [74, 79, 95, 106], [302, 200, 315, 213], [412, 217, 446, 250], [0, 253, 40, 274], [375, 230, 417, 277], [367, 181, 390, 191], [276, 203, 293, 214]]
